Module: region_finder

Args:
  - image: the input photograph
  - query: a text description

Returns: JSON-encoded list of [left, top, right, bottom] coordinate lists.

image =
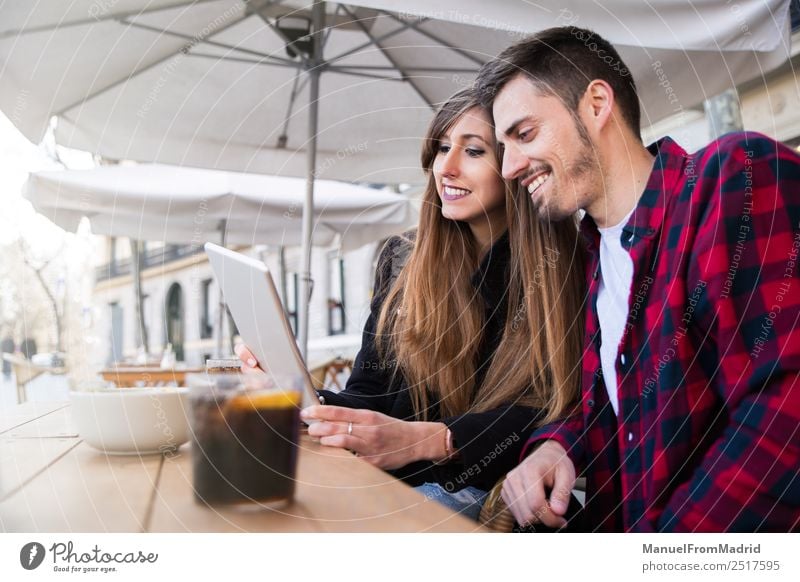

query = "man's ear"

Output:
[[580, 80, 615, 132]]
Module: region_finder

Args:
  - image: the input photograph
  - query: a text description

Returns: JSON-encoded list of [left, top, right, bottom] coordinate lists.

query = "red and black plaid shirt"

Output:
[[523, 133, 800, 532]]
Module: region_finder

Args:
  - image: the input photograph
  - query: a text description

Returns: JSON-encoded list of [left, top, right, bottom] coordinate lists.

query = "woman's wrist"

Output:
[[416, 422, 455, 463]]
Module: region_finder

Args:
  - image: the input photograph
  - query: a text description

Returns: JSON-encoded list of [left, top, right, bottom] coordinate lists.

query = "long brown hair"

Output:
[[376, 87, 585, 425], [484, 189, 586, 425]]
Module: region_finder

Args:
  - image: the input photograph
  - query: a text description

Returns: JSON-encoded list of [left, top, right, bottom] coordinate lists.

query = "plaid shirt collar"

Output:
[[580, 137, 689, 253]]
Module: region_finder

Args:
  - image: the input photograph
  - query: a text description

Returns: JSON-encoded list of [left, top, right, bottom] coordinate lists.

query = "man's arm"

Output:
[[520, 411, 586, 469], [658, 135, 800, 531]]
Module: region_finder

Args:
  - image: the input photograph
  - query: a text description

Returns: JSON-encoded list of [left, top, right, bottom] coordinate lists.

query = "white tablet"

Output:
[[204, 242, 319, 409]]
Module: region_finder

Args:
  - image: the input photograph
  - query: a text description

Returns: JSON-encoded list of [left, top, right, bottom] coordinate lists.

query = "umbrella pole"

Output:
[[298, 0, 325, 361], [216, 218, 227, 357], [130, 239, 149, 355]]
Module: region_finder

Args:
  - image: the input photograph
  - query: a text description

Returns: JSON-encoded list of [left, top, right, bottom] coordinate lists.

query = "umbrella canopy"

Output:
[[23, 163, 416, 251], [0, 1, 791, 182], [23, 163, 417, 358], [2, 0, 791, 356]]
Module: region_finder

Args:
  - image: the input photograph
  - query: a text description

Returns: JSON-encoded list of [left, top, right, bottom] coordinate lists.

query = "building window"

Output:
[[200, 279, 213, 339], [109, 302, 124, 366], [327, 252, 346, 336]]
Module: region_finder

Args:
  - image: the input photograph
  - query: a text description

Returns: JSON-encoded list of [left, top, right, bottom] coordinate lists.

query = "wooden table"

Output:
[[0, 402, 484, 532], [100, 366, 204, 387]]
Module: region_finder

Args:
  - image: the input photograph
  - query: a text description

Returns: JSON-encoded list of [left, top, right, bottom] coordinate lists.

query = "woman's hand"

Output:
[[301, 405, 448, 470], [234, 343, 264, 373]]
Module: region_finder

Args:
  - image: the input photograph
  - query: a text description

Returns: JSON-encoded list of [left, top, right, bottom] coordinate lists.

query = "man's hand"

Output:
[[501, 440, 576, 528]]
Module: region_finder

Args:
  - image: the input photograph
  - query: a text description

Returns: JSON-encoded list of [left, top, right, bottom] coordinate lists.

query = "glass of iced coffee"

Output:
[[187, 371, 301, 508]]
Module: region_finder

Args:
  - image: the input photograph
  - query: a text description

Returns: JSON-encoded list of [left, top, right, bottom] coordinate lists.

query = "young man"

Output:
[[477, 27, 800, 531]]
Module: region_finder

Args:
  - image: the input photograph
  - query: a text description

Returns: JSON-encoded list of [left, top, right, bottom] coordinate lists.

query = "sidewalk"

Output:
[[0, 372, 69, 412]]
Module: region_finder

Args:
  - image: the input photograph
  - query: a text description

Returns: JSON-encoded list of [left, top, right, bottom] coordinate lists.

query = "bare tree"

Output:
[[19, 240, 64, 352]]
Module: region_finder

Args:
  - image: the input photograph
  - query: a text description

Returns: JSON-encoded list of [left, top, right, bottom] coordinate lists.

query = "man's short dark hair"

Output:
[[476, 26, 641, 137]]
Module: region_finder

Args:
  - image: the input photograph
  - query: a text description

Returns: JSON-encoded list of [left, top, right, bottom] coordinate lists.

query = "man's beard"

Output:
[[531, 145, 596, 223]]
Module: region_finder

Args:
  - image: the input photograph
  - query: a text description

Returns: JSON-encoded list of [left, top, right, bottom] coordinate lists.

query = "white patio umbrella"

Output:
[[1, 1, 792, 161], [23, 163, 417, 356], [24, 164, 414, 250], [0, 0, 792, 355]]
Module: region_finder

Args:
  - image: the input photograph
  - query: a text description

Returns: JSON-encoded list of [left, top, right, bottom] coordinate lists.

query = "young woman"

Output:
[[237, 88, 585, 520]]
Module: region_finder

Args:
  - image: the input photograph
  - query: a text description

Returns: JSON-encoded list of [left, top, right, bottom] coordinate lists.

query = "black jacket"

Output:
[[320, 230, 544, 491]]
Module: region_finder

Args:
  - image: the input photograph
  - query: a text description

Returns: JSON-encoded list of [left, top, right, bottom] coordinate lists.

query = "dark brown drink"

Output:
[[190, 387, 301, 507]]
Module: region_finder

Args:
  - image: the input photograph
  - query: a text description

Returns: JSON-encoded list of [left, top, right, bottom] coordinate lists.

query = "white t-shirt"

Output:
[[597, 210, 635, 416]]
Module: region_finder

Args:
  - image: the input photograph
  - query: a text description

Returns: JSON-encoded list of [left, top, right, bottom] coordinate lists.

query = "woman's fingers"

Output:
[[233, 343, 259, 369], [307, 420, 359, 439], [301, 404, 372, 424], [318, 433, 362, 451], [233, 343, 271, 377]]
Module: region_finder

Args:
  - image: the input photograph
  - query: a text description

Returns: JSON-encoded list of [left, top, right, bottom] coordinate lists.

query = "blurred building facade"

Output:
[[644, 27, 800, 153], [90, 237, 382, 370]]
